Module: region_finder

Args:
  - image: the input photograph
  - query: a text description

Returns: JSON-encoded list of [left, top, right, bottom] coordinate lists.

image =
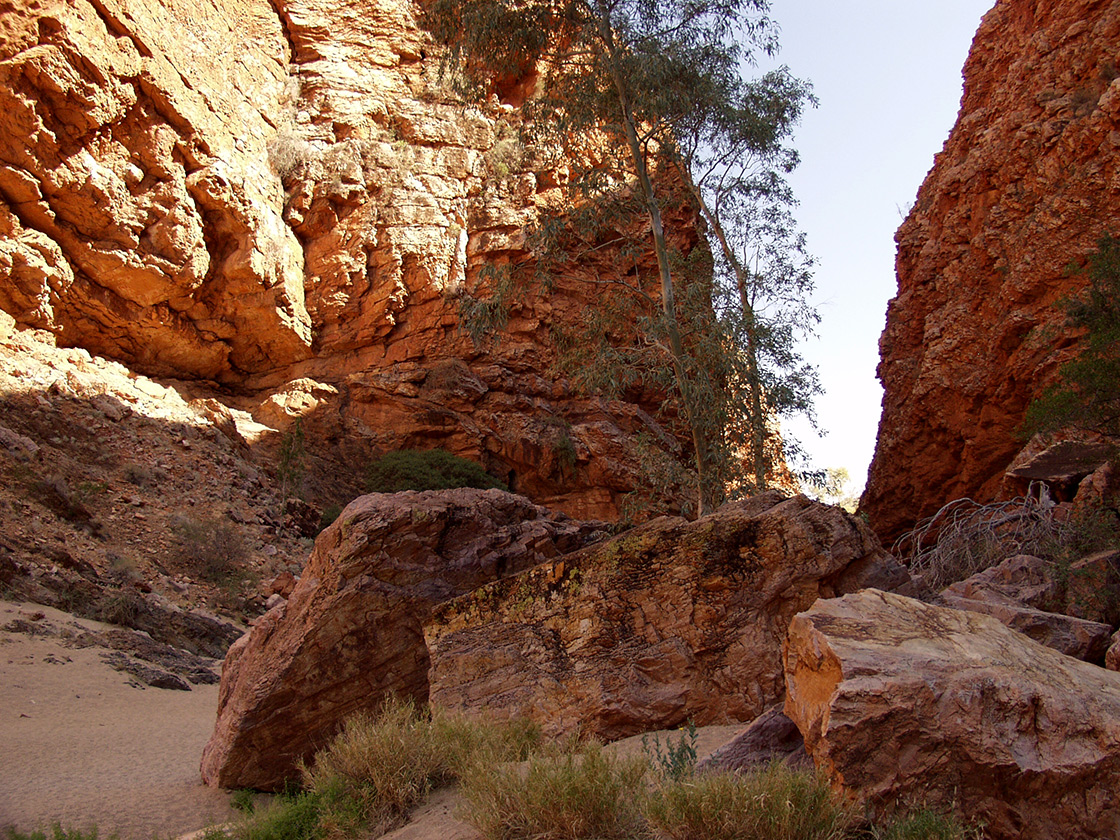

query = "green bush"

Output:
[[365, 449, 507, 493], [1023, 235, 1120, 437], [870, 808, 984, 840], [4, 826, 112, 840]]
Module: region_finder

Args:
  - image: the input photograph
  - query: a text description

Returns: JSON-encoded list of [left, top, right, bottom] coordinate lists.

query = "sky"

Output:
[[757, 1, 997, 491]]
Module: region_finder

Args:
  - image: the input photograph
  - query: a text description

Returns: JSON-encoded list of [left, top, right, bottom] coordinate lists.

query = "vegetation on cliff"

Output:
[[1023, 235, 1120, 439], [425, 0, 819, 517]]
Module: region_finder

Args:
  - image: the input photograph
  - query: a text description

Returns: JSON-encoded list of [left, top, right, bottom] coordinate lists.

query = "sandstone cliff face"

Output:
[[865, 0, 1120, 540], [0, 0, 690, 520]]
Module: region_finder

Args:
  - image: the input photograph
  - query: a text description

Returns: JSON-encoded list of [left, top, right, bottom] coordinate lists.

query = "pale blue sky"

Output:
[[760, 1, 997, 490]]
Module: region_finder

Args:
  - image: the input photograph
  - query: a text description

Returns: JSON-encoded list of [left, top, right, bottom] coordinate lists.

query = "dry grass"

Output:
[[461, 744, 649, 840], [299, 698, 540, 837], [643, 763, 854, 840], [893, 482, 1120, 590]]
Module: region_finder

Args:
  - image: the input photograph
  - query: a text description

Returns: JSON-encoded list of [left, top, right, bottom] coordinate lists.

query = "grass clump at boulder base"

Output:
[[214, 697, 981, 840], [365, 448, 507, 493]]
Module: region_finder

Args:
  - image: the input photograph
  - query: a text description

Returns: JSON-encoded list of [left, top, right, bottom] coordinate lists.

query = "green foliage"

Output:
[[644, 764, 854, 840], [278, 421, 307, 502], [319, 504, 342, 533], [365, 449, 507, 493], [425, 0, 818, 516], [224, 789, 325, 840], [641, 721, 698, 781], [461, 743, 649, 840], [804, 467, 861, 513], [232, 788, 258, 814], [1023, 235, 1120, 437], [456, 263, 515, 347]]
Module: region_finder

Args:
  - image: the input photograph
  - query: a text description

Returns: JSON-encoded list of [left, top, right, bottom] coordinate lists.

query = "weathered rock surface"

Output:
[[940, 553, 1113, 661], [200, 489, 606, 791], [784, 589, 1120, 840], [425, 492, 912, 742], [865, 0, 1120, 541], [0, 0, 704, 521]]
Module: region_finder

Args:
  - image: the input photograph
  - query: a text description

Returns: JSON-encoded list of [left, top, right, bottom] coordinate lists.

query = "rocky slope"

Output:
[[864, 0, 1120, 541], [0, 0, 697, 522]]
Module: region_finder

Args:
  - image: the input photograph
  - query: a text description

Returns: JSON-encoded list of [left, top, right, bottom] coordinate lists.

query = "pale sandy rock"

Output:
[[784, 589, 1120, 840], [866, 0, 1120, 541], [200, 488, 606, 791], [426, 493, 912, 742], [1107, 630, 1120, 671], [940, 553, 1113, 661]]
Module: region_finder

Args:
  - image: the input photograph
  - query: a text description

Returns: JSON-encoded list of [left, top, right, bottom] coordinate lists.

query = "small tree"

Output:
[[1023, 235, 1120, 437], [426, 0, 816, 515]]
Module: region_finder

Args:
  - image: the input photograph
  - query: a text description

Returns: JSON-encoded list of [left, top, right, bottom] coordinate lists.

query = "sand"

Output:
[[0, 598, 752, 840], [0, 600, 238, 840]]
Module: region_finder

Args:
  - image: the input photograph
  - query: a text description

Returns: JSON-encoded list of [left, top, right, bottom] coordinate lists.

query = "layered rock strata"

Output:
[[940, 553, 1114, 661], [0, 0, 699, 521], [199, 489, 606, 791], [784, 589, 1120, 840], [865, 0, 1120, 540], [425, 492, 911, 741]]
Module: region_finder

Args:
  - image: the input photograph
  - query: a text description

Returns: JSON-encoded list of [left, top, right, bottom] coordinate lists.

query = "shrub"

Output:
[[1022, 235, 1120, 438], [170, 515, 249, 582], [223, 790, 325, 840], [461, 744, 649, 840], [893, 484, 1120, 589], [642, 721, 698, 781], [643, 764, 853, 840], [300, 697, 539, 837], [94, 589, 145, 627], [365, 449, 506, 493]]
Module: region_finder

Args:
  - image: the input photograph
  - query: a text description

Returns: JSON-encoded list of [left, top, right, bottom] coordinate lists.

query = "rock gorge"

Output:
[[865, 0, 1120, 540], [0, 0, 696, 522]]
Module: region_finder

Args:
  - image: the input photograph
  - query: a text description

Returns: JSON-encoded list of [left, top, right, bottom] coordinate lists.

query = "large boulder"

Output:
[[940, 554, 1113, 662], [425, 492, 912, 741], [784, 589, 1120, 840], [199, 489, 605, 791]]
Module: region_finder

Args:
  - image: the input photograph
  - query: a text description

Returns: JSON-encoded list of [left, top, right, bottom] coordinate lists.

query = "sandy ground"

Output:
[[0, 600, 238, 840], [0, 597, 752, 840]]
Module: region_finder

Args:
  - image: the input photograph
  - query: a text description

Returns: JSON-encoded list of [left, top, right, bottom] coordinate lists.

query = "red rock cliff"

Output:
[[0, 0, 697, 519], [864, 0, 1120, 541]]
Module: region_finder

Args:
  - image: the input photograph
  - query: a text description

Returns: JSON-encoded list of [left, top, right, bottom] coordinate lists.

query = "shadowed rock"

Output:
[[426, 492, 912, 741], [199, 489, 605, 791]]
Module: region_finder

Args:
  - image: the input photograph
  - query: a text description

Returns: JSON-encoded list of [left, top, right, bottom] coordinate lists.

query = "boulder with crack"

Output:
[[784, 589, 1120, 840], [200, 488, 606, 791], [425, 492, 912, 741]]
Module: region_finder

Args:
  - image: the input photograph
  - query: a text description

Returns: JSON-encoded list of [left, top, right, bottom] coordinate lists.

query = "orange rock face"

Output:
[[0, 0, 698, 521], [864, 0, 1120, 541]]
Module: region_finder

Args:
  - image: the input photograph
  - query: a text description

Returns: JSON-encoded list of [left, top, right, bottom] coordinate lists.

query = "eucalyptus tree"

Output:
[[425, 0, 816, 515], [669, 67, 820, 492]]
